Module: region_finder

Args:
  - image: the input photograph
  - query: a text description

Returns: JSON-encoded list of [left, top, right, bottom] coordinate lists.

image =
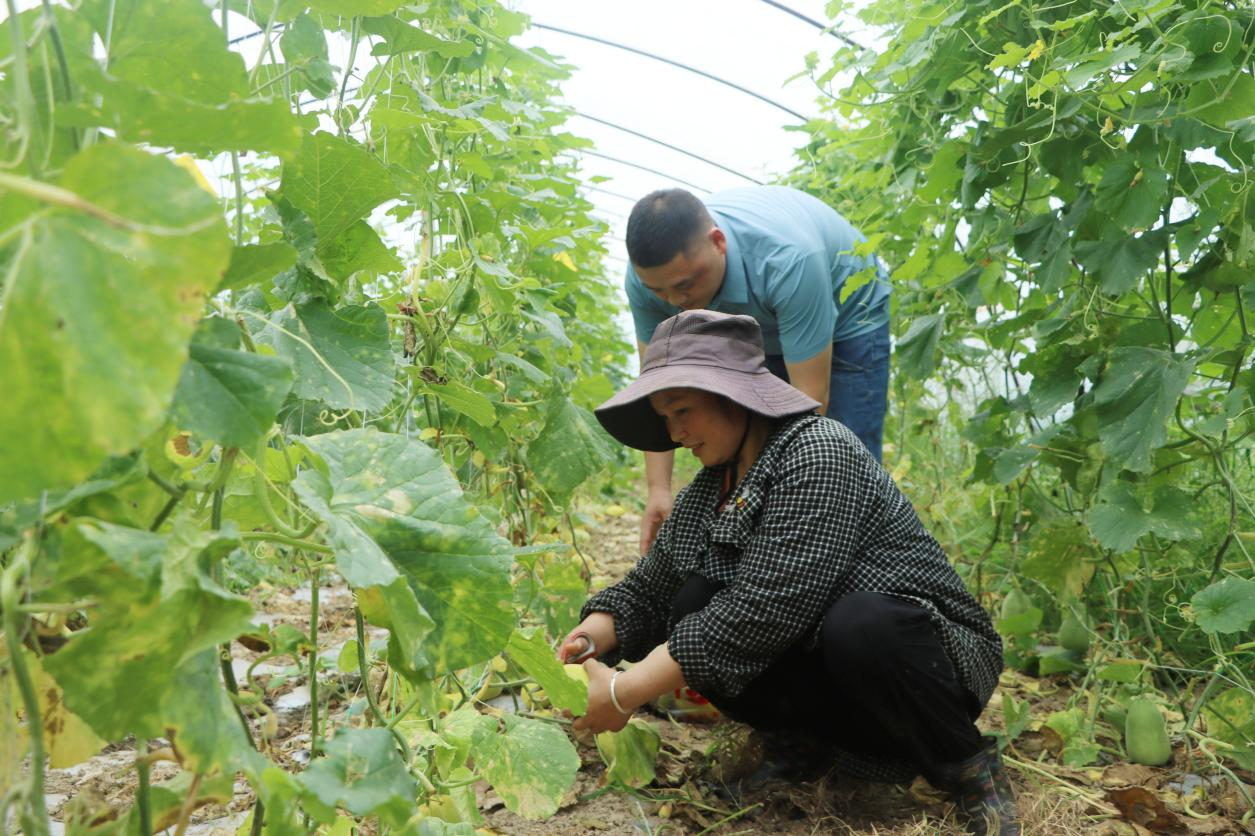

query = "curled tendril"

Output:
[[317, 408, 355, 426]]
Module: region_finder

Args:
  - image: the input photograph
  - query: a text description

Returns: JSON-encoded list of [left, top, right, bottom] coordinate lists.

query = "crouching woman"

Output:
[[558, 310, 1017, 835]]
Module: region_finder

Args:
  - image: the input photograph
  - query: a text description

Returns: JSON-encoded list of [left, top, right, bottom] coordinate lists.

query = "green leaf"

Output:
[[423, 380, 497, 428], [528, 398, 616, 501], [995, 607, 1043, 638], [1185, 73, 1255, 130], [256, 301, 395, 412], [480, 715, 580, 820], [1002, 695, 1031, 741], [1092, 347, 1195, 472], [62, 72, 304, 157], [1088, 484, 1150, 552], [298, 728, 418, 827], [1038, 645, 1086, 675], [1090, 483, 1203, 552], [505, 628, 588, 715], [279, 132, 400, 243], [595, 719, 660, 788], [307, 0, 408, 15], [219, 242, 299, 292], [361, 16, 476, 58], [356, 579, 435, 679], [1202, 688, 1255, 770], [896, 314, 945, 379], [294, 429, 515, 672], [43, 521, 253, 740], [438, 707, 498, 778], [1062, 43, 1141, 88], [1191, 578, 1255, 635], [162, 650, 267, 774], [1074, 235, 1159, 295], [67, 0, 302, 155], [1021, 520, 1095, 598], [1094, 158, 1171, 230], [0, 144, 229, 505], [278, 11, 335, 97], [317, 220, 403, 280], [1098, 660, 1146, 683], [171, 319, 294, 449]]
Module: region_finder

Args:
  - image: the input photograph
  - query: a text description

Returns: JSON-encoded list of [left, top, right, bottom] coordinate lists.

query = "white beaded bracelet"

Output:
[[608, 671, 630, 715]]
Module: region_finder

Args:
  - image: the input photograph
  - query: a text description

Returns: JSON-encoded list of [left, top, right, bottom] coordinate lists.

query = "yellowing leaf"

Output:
[[31, 652, 105, 768], [419, 427, 439, 441], [172, 155, 218, 196], [989, 41, 1030, 70]]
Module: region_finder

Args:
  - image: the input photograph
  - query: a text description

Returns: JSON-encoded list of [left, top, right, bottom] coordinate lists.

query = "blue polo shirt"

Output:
[[625, 186, 891, 362]]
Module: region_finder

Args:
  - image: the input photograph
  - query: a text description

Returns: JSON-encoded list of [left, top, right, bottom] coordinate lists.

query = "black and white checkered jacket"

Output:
[[583, 413, 1003, 708]]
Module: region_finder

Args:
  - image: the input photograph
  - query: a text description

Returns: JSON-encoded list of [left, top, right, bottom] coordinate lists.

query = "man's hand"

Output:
[[558, 612, 617, 663], [640, 488, 673, 556], [572, 659, 632, 734]]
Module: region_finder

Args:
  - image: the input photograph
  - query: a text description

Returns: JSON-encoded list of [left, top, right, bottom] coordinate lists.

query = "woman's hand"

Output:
[[572, 659, 632, 734], [639, 489, 673, 556], [559, 612, 617, 663]]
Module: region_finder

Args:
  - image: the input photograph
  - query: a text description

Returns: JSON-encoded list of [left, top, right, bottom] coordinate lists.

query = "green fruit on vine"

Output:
[[1125, 699, 1172, 765], [1058, 610, 1090, 654], [1001, 588, 1032, 622], [1102, 701, 1128, 734]]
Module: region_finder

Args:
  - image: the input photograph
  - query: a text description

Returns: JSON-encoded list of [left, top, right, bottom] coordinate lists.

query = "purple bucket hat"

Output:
[[594, 310, 821, 452]]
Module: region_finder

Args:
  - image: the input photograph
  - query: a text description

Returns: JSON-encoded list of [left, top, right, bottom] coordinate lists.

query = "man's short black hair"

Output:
[[625, 189, 714, 269]]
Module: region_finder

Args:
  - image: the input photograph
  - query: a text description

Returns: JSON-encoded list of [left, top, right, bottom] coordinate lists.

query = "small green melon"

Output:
[[1125, 698, 1171, 765]]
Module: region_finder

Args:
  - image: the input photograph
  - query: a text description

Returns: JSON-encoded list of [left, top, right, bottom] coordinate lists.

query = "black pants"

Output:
[[671, 576, 986, 778]]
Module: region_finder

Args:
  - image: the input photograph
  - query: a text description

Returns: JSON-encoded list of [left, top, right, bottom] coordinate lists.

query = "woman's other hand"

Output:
[[558, 612, 617, 663], [572, 659, 632, 734], [640, 489, 673, 555]]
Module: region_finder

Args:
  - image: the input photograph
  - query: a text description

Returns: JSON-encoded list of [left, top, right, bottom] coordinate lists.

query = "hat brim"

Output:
[[594, 363, 821, 452]]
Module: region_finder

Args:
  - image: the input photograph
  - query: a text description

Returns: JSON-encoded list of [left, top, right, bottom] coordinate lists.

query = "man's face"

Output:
[[634, 228, 727, 311]]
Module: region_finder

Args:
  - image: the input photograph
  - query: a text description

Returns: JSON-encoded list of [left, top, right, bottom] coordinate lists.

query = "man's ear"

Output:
[[709, 226, 727, 255]]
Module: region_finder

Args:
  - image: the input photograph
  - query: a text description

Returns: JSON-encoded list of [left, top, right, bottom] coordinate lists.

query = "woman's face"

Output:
[[648, 388, 746, 467]]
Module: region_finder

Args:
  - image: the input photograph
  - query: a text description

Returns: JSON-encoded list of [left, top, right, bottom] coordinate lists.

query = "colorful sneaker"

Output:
[[651, 686, 724, 723]]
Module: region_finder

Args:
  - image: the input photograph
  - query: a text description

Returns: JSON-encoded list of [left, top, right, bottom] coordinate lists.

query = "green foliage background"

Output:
[[0, 0, 631, 831], [791, 0, 1255, 772]]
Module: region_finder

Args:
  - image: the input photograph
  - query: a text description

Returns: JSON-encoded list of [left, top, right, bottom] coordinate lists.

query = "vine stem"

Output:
[[1, 534, 49, 836], [136, 737, 152, 835], [252, 438, 316, 539], [171, 773, 203, 836], [230, 152, 244, 245], [354, 608, 412, 760], [309, 567, 322, 756], [4, 0, 36, 172], [240, 531, 332, 553], [38, 0, 76, 150]]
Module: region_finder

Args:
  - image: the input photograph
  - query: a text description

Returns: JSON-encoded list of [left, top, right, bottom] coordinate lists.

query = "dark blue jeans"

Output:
[[765, 322, 890, 461]]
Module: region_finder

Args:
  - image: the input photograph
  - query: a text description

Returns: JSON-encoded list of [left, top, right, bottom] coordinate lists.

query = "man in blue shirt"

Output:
[[625, 186, 891, 554]]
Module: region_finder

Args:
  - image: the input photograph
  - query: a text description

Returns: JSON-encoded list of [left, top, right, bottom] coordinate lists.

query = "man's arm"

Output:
[[639, 340, 675, 555], [785, 346, 833, 415]]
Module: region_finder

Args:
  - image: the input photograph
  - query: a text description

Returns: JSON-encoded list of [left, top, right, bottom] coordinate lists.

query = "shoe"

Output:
[[934, 739, 1020, 835]]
